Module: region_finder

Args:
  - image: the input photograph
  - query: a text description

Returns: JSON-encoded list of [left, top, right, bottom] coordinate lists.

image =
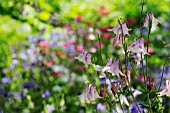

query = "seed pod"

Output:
[[111, 82, 118, 96], [146, 77, 155, 91], [100, 84, 106, 98]]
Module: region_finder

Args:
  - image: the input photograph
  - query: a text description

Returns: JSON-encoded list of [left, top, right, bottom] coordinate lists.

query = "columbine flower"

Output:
[[109, 22, 131, 36], [128, 38, 147, 54], [95, 58, 112, 73], [75, 50, 92, 67], [112, 35, 125, 47], [132, 53, 143, 66], [144, 12, 162, 27], [78, 84, 102, 101], [108, 59, 125, 76], [158, 80, 170, 96], [95, 58, 124, 76], [119, 94, 129, 106]]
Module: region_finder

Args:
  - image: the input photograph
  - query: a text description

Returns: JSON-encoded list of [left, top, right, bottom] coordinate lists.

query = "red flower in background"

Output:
[[94, 42, 104, 48], [75, 15, 83, 21], [126, 18, 136, 25], [98, 26, 112, 32], [102, 33, 112, 39]]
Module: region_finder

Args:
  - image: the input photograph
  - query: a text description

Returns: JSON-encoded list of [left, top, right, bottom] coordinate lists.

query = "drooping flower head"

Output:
[[128, 38, 147, 54], [108, 59, 125, 76], [78, 84, 102, 101], [94, 58, 112, 73], [158, 80, 170, 96], [75, 50, 92, 67], [144, 12, 162, 28], [108, 22, 131, 36]]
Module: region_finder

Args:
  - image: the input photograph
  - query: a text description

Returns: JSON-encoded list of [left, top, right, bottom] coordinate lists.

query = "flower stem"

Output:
[[139, 0, 145, 38], [129, 88, 142, 113], [97, 34, 103, 64], [158, 60, 168, 90]]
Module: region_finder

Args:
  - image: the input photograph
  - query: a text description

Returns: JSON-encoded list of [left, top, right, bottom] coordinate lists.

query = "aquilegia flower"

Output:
[[158, 80, 170, 96], [112, 35, 125, 47], [128, 38, 147, 54], [95, 58, 112, 73], [78, 84, 102, 101], [95, 58, 124, 76], [75, 50, 92, 67], [109, 22, 131, 36], [143, 12, 162, 28], [108, 59, 125, 76]]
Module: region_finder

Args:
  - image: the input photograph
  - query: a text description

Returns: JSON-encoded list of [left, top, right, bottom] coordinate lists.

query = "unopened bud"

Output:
[[111, 82, 118, 96], [100, 84, 106, 98], [146, 77, 155, 91]]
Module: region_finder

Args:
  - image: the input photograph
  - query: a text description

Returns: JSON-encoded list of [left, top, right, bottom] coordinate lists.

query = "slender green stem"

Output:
[[97, 34, 103, 64], [129, 88, 142, 113], [129, 61, 146, 91], [147, 93, 153, 113], [140, 0, 145, 38], [146, 25, 151, 79], [158, 60, 168, 90]]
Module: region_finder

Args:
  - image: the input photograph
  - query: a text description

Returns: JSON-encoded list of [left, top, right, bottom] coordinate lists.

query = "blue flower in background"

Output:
[[42, 90, 51, 98]]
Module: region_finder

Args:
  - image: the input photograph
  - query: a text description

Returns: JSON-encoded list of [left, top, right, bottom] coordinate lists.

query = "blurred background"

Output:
[[0, 0, 170, 112]]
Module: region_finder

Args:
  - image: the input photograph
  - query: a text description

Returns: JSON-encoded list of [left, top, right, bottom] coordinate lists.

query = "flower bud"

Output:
[[146, 77, 155, 91], [100, 84, 106, 98], [111, 82, 118, 96]]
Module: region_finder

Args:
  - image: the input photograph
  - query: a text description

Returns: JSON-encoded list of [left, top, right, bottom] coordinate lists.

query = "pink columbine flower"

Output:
[[128, 38, 148, 54], [78, 84, 102, 101], [75, 50, 92, 67], [144, 12, 162, 27], [158, 80, 170, 96], [108, 59, 125, 76], [39, 41, 50, 47], [108, 22, 131, 36]]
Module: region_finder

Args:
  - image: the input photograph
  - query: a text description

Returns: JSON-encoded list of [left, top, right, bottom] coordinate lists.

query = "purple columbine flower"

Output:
[[78, 84, 102, 101], [108, 22, 131, 36], [108, 59, 125, 76], [75, 50, 92, 67], [143, 12, 162, 28], [128, 38, 148, 54], [42, 90, 51, 98]]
